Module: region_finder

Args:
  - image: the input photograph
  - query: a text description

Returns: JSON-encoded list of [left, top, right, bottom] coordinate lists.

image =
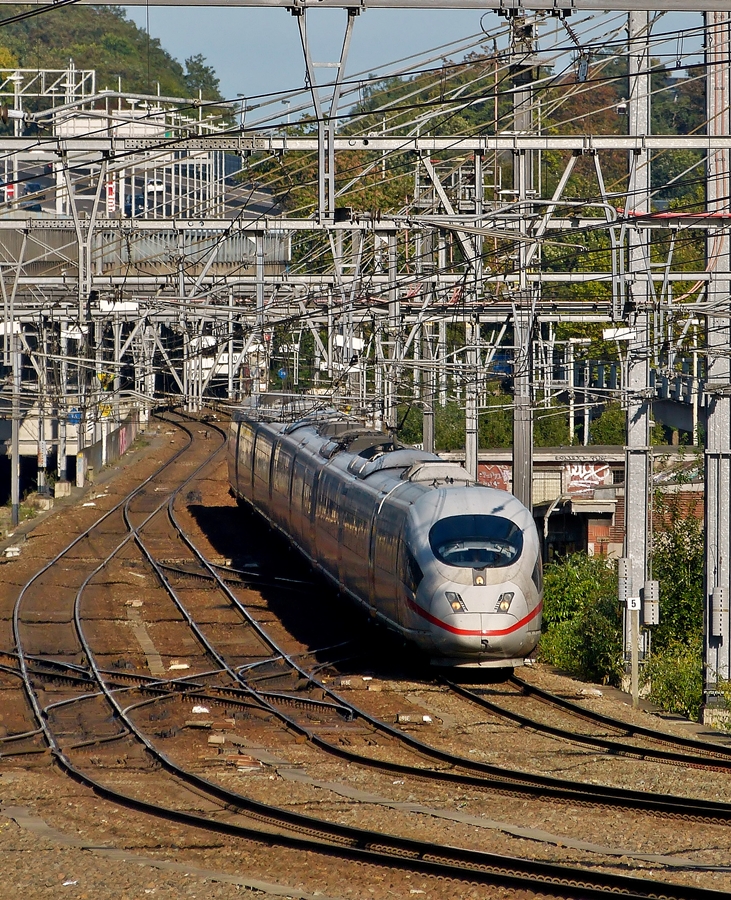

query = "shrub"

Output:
[[651, 490, 704, 652], [589, 402, 625, 445], [539, 553, 623, 685], [637, 487, 704, 721], [641, 637, 704, 720]]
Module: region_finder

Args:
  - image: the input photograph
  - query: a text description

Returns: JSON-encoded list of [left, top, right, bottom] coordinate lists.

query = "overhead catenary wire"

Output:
[[0, 10, 724, 431]]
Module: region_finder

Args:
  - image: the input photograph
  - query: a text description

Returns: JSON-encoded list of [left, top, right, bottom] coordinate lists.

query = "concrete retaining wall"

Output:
[[76, 410, 143, 487]]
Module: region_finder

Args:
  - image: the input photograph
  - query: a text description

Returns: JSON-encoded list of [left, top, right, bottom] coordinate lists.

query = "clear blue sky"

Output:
[[124, 8, 506, 101], [124, 8, 702, 106]]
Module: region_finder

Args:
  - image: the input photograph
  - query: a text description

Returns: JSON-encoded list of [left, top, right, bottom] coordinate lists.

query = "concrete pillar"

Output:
[[704, 12, 731, 703]]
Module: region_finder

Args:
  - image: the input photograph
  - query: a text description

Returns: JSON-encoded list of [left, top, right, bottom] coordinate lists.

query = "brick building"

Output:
[[441, 447, 703, 560]]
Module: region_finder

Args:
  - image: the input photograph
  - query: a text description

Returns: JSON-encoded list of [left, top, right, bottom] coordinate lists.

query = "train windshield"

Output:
[[429, 515, 523, 568]]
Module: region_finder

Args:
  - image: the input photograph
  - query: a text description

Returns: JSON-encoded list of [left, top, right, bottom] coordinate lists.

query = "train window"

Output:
[[429, 515, 523, 569], [254, 434, 271, 481], [403, 545, 424, 591], [302, 469, 314, 518], [272, 444, 293, 496], [239, 427, 254, 460], [531, 558, 543, 593], [374, 520, 400, 575]]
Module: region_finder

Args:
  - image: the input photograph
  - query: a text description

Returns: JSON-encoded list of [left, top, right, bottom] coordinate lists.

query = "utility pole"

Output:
[[704, 11, 731, 716], [465, 151, 485, 482], [423, 324, 435, 453], [623, 10, 652, 706], [511, 14, 535, 511], [386, 233, 401, 431], [58, 322, 67, 483], [465, 319, 479, 481], [11, 330, 20, 527], [37, 319, 47, 494]]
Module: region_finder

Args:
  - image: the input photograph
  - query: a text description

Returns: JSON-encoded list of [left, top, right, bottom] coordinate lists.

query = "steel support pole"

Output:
[[58, 322, 67, 482], [465, 319, 479, 481], [438, 318, 447, 407], [568, 341, 575, 444], [94, 319, 102, 444], [11, 330, 20, 526], [256, 233, 266, 395], [583, 360, 590, 446], [228, 303, 234, 401], [297, 9, 356, 222], [374, 318, 384, 431], [624, 10, 652, 705], [423, 324, 435, 453], [113, 318, 121, 424], [387, 232, 400, 430], [37, 320, 47, 494], [144, 324, 156, 414], [704, 12, 731, 707], [464, 150, 485, 480], [512, 57, 534, 512], [182, 327, 190, 410]]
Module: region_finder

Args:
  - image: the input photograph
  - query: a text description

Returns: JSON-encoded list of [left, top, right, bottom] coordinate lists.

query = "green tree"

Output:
[[184, 54, 222, 100], [539, 553, 623, 684], [639, 483, 704, 719], [642, 638, 704, 720], [589, 402, 626, 445], [479, 395, 512, 448], [535, 403, 569, 446], [0, 7, 216, 98], [396, 403, 423, 446], [435, 402, 466, 451], [651, 491, 704, 651]]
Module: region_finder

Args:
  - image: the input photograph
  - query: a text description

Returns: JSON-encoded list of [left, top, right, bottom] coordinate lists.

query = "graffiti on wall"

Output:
[[478, 464, 512, 491], [565, 463, 611, 495]]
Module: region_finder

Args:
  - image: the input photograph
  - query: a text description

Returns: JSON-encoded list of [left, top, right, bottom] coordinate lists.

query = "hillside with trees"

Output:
[[0, 5, 221, 99]]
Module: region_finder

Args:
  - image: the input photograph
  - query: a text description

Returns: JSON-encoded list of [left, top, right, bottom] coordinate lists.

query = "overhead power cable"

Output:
[[0, 0, 84, 28]]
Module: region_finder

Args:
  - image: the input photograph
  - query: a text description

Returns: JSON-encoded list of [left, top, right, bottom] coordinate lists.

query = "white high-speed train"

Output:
[[228, 408, 543, 667]]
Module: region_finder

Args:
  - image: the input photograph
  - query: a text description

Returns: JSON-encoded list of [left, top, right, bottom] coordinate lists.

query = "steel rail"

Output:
[[153, 420, 731, 822], [48, 412, 708, 898], [29, 749, 728, 900], [12, 414, 196, 728], [7, 412, 731, 897], [61, 480, 731, 898], [445, 678, 731, 771], [6, 409, 728, 897], [20, 638, 729, 820], [510, 673, 731, 759]]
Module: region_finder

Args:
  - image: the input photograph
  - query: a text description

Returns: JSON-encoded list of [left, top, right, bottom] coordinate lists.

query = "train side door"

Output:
[[313, 467, 339, 580], [339, 483, 374, 605], [252, 429, 273, 513], [301, 466, 319, 559], [270, 440, 294, 531], [397, 529, 425, 630], [236, 423, 255, 499], [228, 422, 240, 493], [289, 456, 306, 547], [371, 507, 402, 627]]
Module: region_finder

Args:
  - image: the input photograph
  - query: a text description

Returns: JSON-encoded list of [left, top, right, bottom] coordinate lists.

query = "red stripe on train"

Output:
[[406, 598, 542, 636]]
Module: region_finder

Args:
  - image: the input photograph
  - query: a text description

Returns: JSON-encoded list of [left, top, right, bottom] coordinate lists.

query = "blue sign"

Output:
[[277, 368, 288, 380], [68, 407, 81, 425]]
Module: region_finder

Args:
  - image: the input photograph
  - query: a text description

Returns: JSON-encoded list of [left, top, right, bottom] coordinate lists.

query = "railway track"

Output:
[[2, 408, 730, 899], [442, 675, 731, 772]]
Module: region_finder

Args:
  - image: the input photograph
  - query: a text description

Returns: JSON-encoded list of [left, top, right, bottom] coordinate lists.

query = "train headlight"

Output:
[[446, 591, 467, 612], [496, 592, 514, 612]]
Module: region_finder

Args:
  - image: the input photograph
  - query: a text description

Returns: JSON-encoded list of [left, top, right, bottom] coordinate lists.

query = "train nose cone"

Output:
[[426, 583, 540, 665]]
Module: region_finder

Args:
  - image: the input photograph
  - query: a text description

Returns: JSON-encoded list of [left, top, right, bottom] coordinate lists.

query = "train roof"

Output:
[[234, 402, 498, 494], [347, 448, 441, 478]]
